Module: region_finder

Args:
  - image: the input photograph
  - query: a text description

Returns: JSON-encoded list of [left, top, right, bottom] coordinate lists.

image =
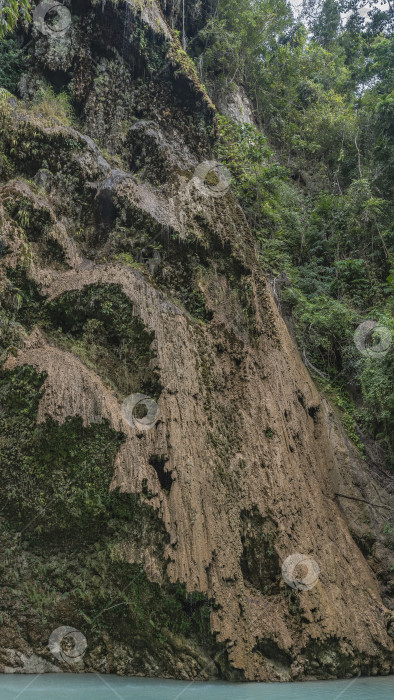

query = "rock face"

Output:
[[0, 0, 393, 682]]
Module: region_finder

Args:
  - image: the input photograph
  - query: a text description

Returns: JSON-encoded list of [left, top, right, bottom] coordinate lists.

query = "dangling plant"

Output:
[[0, 0, 31, 39]]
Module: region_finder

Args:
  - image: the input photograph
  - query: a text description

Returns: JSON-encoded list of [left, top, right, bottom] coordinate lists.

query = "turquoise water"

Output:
[[0, 675, 393, 700]]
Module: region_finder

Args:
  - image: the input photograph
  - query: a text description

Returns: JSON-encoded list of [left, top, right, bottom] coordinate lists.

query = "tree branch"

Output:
[[334, 493, 392, 511]]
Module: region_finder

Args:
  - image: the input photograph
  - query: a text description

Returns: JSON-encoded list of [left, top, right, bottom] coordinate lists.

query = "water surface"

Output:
[[0, 674, 393, 700]]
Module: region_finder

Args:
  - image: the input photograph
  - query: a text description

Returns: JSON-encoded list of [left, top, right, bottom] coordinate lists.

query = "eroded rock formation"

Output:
[[0, 0, 393, 681]]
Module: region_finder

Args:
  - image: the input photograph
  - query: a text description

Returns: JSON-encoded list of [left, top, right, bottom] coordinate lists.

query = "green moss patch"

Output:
[[0, 363, 214, 662], [0, 364, 128, 538], [45, 282, 161, 399], [2, 270, 161, 399]]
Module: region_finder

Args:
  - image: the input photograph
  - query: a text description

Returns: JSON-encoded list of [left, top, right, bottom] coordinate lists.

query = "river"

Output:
[[0, 674, 393, 700]]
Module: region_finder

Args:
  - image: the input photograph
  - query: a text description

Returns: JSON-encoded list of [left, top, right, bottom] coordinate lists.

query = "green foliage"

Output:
[[0, 364, 125, 535], [288, 289, 358, 371], [192, 0, 292, 90], [255, 29, 355, 167], [311, 0, 341, 47], [208, 1, 394, 467], [216, 116, 291, 244], [3, 190, 54, 242], [0, 0, 31, 39], [356, 315, 394, 459], [0, 37, 27, 93], [0, 523, 212, 646], [30, 83, 75, 125]]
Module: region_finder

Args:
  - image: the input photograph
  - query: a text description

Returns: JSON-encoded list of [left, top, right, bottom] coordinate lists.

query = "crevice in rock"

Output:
[[149, 453, 173, 492], [253, 638, 292, 669]]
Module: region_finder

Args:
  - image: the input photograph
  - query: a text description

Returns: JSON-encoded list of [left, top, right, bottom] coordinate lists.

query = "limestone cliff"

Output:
[[0, 0, 393, 681]]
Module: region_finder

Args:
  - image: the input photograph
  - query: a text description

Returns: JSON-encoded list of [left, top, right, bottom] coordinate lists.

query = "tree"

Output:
[[312, 0, 342, 46]]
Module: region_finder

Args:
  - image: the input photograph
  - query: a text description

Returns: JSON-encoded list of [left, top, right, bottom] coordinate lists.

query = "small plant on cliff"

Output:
[[30, 83, 75, 125]]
